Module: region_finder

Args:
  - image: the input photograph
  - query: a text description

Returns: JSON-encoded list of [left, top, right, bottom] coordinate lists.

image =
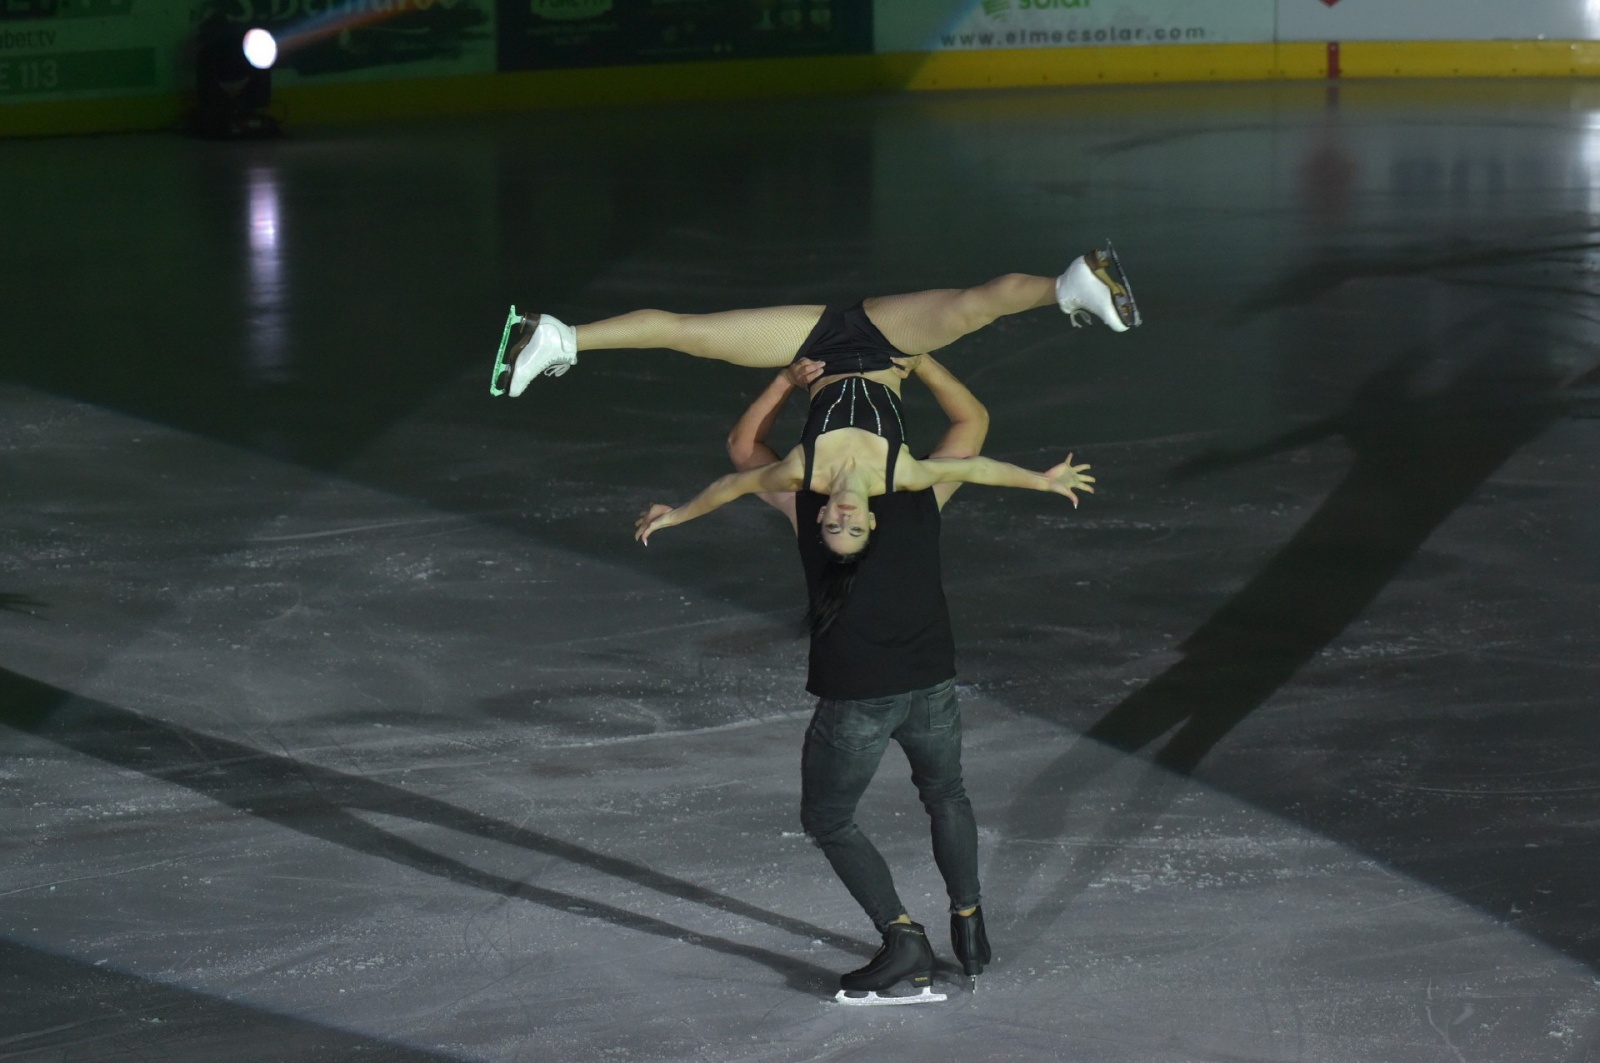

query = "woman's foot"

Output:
[[1056, 243, 1142, 331], [500, 313, 578, 397]]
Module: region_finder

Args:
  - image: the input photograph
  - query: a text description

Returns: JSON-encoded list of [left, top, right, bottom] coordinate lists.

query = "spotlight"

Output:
[[242, 28, 278, 72], [190, 17, 281, 140]]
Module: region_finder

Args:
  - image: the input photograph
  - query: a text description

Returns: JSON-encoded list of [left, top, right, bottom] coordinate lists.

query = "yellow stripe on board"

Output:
[[1336, 40, 1600, 79], [0, 93, 177, 137], [896, 42, 1323, 89], [894, 39, 1600, 88], [8, 39, 1600, 138]]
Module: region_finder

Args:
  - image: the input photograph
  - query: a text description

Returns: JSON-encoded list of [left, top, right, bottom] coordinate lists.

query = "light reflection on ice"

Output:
[[245, 165, 289, 384]]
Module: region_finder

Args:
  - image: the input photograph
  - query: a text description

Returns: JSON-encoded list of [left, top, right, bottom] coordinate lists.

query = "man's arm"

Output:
[[911, 356, 990, 509], [725, 360, 823, 531]]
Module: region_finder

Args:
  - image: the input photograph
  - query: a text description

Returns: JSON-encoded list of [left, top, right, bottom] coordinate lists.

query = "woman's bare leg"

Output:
[[574, 305, 825, 368], [861, 274, 1056, 355]]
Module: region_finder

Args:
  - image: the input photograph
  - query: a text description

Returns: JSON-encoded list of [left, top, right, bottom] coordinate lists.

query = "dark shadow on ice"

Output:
[[1228, 235, 1600, 324], [0, 592, 46, 617], [0, 939, 460, 1063], [0, 666, 858, 995], [1112, 306, 1557, 767], [991, 304, 1570, 941], [1567, 360, 1600, 418]]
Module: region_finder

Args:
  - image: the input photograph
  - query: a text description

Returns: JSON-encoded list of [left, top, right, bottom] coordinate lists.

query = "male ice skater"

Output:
[[718, 356, 1076, 1004]]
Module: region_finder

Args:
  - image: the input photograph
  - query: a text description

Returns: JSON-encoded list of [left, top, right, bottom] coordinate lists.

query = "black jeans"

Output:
[[799, 678, 981, 931]]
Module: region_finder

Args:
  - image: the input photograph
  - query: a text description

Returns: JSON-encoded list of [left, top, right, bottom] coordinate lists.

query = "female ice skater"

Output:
[[491, 245, 1137, 556]]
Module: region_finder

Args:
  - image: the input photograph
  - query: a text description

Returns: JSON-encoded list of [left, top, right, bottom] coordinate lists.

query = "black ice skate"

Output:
[[834, 921, 947, 1006], [951, 907, 992, 988], [1055, 240, 1142, 332]]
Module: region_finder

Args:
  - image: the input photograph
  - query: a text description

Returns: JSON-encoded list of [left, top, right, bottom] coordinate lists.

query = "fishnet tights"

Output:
[[569, 273, 1056, 365]]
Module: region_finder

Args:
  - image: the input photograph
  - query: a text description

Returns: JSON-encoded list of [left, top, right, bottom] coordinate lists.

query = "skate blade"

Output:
[[489, 304, 521, 396], [833, 986, 947, 1007], [1096, 239, 1143, 328]]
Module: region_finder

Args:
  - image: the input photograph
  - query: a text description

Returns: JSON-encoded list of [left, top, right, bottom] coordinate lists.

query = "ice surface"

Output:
[[3, 80, 1600, 1061]]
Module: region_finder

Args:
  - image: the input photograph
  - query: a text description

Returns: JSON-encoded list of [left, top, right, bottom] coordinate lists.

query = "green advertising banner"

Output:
[[497, 0, 872, 73], [204, 0, 495, 85], [0, 0, 190, 101], [876, 0, 1275, 53]]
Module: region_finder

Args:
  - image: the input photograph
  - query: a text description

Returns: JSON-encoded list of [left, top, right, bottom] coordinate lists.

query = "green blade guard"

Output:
[[489, 304, 519, 396]]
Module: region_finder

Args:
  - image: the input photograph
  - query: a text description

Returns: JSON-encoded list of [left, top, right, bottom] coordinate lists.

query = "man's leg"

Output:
[[799, 694, 911, 932], [892, 679, 990, 979], [890, 679, 981, 914]]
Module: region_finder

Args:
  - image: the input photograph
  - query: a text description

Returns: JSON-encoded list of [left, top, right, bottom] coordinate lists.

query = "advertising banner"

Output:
[[204, 0, 495, 85], [498, 0, 872, 73], [875, 0, 1275, 54], [1277, 0, 1600, 42], [0, 0, 190, 102]]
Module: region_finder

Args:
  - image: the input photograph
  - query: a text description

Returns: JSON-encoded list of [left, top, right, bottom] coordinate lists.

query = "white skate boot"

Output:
[[489, 305, 578, 397], [1056, 241, 1142, 332]]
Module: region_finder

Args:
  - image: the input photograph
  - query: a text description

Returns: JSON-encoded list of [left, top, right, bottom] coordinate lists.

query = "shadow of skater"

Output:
[[1229, 235, 1600, 327], [0, 665, 862, 995], [0, 937, 463, 1062], [1, 592, 46, 617], [990, 303, 1573, 940]]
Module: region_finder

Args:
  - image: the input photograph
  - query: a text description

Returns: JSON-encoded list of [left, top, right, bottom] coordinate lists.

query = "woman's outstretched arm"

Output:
[[635, 455, 804, 544], [898, 453, 1096, 508]]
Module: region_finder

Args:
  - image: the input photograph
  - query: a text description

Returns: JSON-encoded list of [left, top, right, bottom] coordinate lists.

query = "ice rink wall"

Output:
[[7, 0, 1600, 137]]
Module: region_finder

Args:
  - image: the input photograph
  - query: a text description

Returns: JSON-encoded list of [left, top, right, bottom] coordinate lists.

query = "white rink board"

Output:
[[1276, 0, 1600, 42], [874, 0, 1276, 53]]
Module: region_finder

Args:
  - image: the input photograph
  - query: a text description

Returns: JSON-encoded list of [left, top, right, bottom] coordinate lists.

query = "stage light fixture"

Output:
[[189, 18, 281, 140], [243, 28, 278, 72]]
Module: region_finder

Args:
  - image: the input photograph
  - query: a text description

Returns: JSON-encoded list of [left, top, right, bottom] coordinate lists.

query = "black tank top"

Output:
[[795, 490, 957, 700], [800, 376, 906, 494]]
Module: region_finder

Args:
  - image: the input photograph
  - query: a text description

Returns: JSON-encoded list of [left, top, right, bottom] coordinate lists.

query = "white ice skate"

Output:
[[1056, 241, 1142, 332], [489, 305, 578, 397], [834, 985, 948, 1007]]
